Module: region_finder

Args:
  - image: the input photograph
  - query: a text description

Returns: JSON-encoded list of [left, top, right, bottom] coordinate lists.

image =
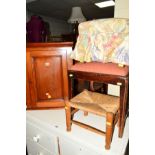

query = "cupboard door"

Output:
[[34, 56, 63, 100], [26, 48, 69, 108]]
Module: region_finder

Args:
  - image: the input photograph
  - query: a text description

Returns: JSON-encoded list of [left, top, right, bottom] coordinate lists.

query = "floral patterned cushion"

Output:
[[70, 18, 129, 65]]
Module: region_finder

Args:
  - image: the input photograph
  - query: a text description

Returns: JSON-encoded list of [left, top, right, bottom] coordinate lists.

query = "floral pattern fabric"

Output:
[[70, 18, 129, 65]]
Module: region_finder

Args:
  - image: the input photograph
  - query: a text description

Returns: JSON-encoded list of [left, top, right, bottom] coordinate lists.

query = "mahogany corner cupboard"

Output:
[[26, 42, 73, 109]]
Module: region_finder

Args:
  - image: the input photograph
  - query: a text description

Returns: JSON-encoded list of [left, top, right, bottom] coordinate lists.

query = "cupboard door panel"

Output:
[[34, 56, 63, 101]]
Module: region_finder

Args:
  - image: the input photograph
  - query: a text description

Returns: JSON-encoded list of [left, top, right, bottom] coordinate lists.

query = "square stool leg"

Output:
[[105, 112, 114, 150], [65, 103, 71, 131]]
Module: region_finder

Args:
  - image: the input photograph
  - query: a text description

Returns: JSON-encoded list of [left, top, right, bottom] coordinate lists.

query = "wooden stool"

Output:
[[65, 89, 120, 150]]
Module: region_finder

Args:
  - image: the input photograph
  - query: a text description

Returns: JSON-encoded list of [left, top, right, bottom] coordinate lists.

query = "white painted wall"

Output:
[[114, 0, 129, 18], [108, 84, 120, 96], [26, 11, 71, 36]]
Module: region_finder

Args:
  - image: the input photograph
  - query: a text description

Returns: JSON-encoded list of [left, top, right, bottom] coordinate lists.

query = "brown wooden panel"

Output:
[[33, 55, 63, 101]]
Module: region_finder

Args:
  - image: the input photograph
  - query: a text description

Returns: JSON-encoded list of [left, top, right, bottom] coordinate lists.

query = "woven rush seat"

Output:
[[70, 89, 119, 116]]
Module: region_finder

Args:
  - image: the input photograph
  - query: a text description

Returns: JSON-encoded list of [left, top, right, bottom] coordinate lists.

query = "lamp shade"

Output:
[[68, 7, 86, 23]]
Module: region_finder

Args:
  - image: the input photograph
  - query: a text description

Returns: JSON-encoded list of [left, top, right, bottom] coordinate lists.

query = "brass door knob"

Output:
[[44, 62, 50, 67], [45, 92, 52, 99]]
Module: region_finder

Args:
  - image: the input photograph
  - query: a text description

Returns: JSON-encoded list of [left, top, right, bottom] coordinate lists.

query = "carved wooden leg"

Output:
[[105, 112, 114, 150], [65, 102, 71, 131]]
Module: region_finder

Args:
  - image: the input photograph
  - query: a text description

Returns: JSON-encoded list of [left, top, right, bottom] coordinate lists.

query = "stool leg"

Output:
[[117, 109, 120, 127], [65, 103, 71, 131], [105, 112, 114, 150]]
